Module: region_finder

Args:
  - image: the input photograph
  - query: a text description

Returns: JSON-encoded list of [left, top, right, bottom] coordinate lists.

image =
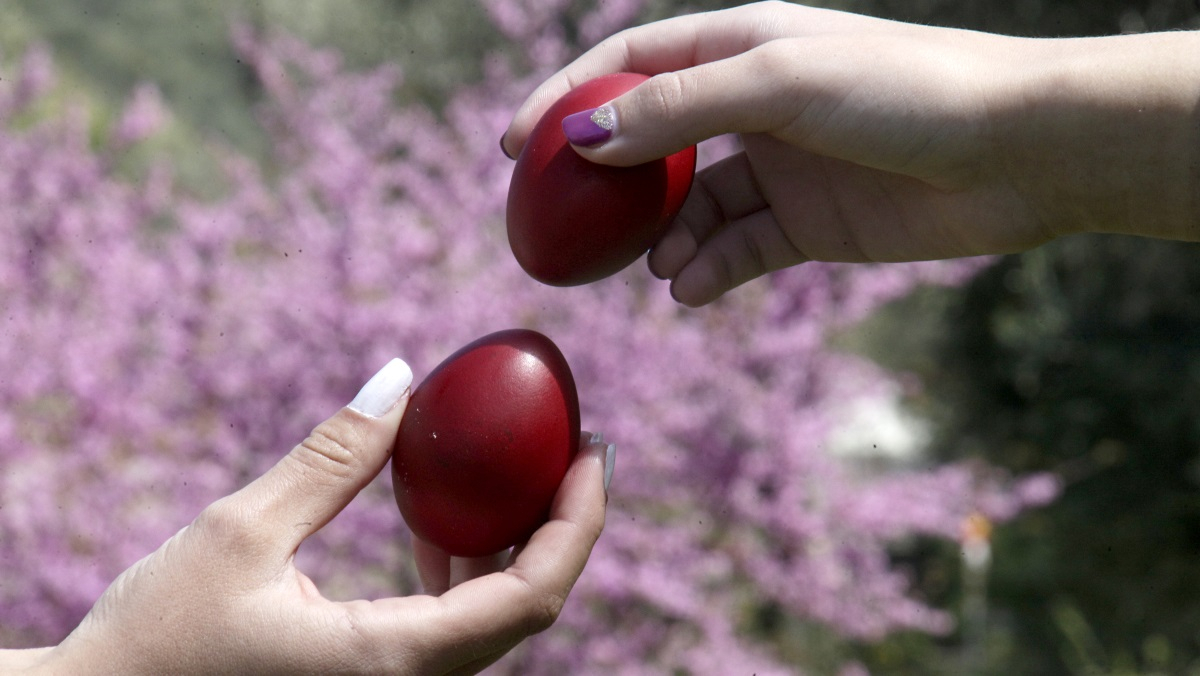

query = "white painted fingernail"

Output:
[[590, 431, 604, 445], [349, 358, 413, 418], [603, 443, 615, 493]]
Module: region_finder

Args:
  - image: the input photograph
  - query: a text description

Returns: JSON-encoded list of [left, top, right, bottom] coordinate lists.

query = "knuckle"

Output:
[[195, 496, 247, 534], [511, 575, 567, 636], [640, 71, 691, 125], [526, 588, 567, 635], [594, 33, 633, 65], [739, 227, 771, 279], [193, 497, 260, 551], [709, 247, 738, 296], [295, 422, 363, 480], [582, 513, 606, 549], [332, 606, 391, 670], [748, 40, 792, 80]]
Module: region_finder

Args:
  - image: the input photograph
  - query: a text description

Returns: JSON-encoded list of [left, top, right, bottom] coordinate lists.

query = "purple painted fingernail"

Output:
[[562, 105, 616, 147]]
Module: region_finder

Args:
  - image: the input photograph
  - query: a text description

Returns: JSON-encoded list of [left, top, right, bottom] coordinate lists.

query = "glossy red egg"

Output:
[[507, 72, 697, 286], [391, 329, 580, 557]]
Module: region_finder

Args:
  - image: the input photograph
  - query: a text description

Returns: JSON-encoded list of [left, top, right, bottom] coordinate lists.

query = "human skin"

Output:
[[0, 359, 611, 675], [502, 1, 1200, 306]]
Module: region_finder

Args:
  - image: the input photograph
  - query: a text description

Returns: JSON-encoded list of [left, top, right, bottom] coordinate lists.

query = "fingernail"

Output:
[[590, 431, 604, 445], [499, 132, 514, 160], [562, 105, 616, 148], [349, 358, 413, 418], [603, 443, 615, 493]]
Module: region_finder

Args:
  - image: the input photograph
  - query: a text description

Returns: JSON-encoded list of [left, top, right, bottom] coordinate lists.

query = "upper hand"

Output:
[[503, 1, 1200, 305]]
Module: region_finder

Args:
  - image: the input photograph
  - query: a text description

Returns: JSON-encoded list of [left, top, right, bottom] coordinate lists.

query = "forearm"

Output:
[[992, 30, 1200, 243]]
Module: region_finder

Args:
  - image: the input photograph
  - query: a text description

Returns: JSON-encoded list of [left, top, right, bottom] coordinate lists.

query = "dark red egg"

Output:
[[507, 72, 697, 286], [391, 329, 580, 557]]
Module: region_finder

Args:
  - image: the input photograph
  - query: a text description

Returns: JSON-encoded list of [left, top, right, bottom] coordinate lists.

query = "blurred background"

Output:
[[2, 1, 1200, 674]]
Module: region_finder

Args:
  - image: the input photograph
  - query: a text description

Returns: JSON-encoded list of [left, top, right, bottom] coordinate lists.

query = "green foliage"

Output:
[[924, 238, 1200, 674], [251, 0, 508, 108], [8, 0, 263, 150], [2, 0, 513, 191]]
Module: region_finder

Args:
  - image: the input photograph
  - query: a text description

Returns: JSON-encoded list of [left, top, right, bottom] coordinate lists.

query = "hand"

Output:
[[503, 1, 1200, 306], [14, 358, 609, 675]]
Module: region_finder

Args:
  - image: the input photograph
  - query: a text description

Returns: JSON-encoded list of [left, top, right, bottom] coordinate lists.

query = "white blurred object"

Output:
[[827, 385, 929, 460]]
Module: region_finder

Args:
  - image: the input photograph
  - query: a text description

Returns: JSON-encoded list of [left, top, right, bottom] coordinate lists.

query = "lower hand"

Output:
[[16, 358, 609, 675]]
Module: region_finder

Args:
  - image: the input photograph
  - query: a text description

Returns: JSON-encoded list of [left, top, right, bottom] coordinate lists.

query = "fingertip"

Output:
[[648, 224, 698, 281], [500, 116, 534, 161], [568, 66, 733, 168], [669, 264, 722, 308], [568, 435, 609, 495], [499, 132, 515, 161], [412, 536, 451, 596], [562, 105, 616, 149], [506, 71, 584, 161], [671, 290, 711, 309], [348, 357, 413, 419], [549, 435, 609, 530], [502, 123, 536, 161], [557, 87, 693, 168], [579, 432, 614, 495], [603, 443, 615, 494], [564, 118, 680, 169]]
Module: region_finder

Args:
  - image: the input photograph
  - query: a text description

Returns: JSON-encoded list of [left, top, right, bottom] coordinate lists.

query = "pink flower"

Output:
[[111, 83, 166, 146]]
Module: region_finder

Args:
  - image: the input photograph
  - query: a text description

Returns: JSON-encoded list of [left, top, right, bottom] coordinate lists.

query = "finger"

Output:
[[563, 47, 805, 168], [213, 358, 413, 556], [502, 4, 916, 159], [498, 430, 601, 568], [648, 149, 766, 280], [503, 3, 799, 158], [412, 535, 451, 596], [670, 207, 809, 307], [413, 538, 506, 595], [416, 438, 609, 671], [415, 433, 600, 595], [448, 551, 509, 589]]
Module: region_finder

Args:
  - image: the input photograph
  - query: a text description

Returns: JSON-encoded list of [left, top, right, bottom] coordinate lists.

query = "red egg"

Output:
[[507, 72, 697, 286], [391, 329, 580, 557]]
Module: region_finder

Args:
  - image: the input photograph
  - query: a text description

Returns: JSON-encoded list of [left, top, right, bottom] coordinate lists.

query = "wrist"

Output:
[[989, 32, 1200, 242]]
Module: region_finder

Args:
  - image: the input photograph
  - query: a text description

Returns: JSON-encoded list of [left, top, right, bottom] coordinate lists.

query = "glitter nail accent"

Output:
[[590, 107, 615, 131]]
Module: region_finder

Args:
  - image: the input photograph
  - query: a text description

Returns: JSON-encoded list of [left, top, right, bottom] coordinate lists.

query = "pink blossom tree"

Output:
[[0, 1, 1057, 672]]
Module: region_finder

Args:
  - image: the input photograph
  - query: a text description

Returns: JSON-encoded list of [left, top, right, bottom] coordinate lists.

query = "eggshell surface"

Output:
[[392, 329, 580, 557], [507, 72, 697, 286]]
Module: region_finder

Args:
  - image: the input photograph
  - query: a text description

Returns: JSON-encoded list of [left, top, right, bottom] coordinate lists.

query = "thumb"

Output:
[[224, 358, 413, 556], [562, 53, 782, 167]]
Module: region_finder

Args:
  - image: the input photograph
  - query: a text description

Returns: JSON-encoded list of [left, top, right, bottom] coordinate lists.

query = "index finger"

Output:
[[413, 438, 609, 672]]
